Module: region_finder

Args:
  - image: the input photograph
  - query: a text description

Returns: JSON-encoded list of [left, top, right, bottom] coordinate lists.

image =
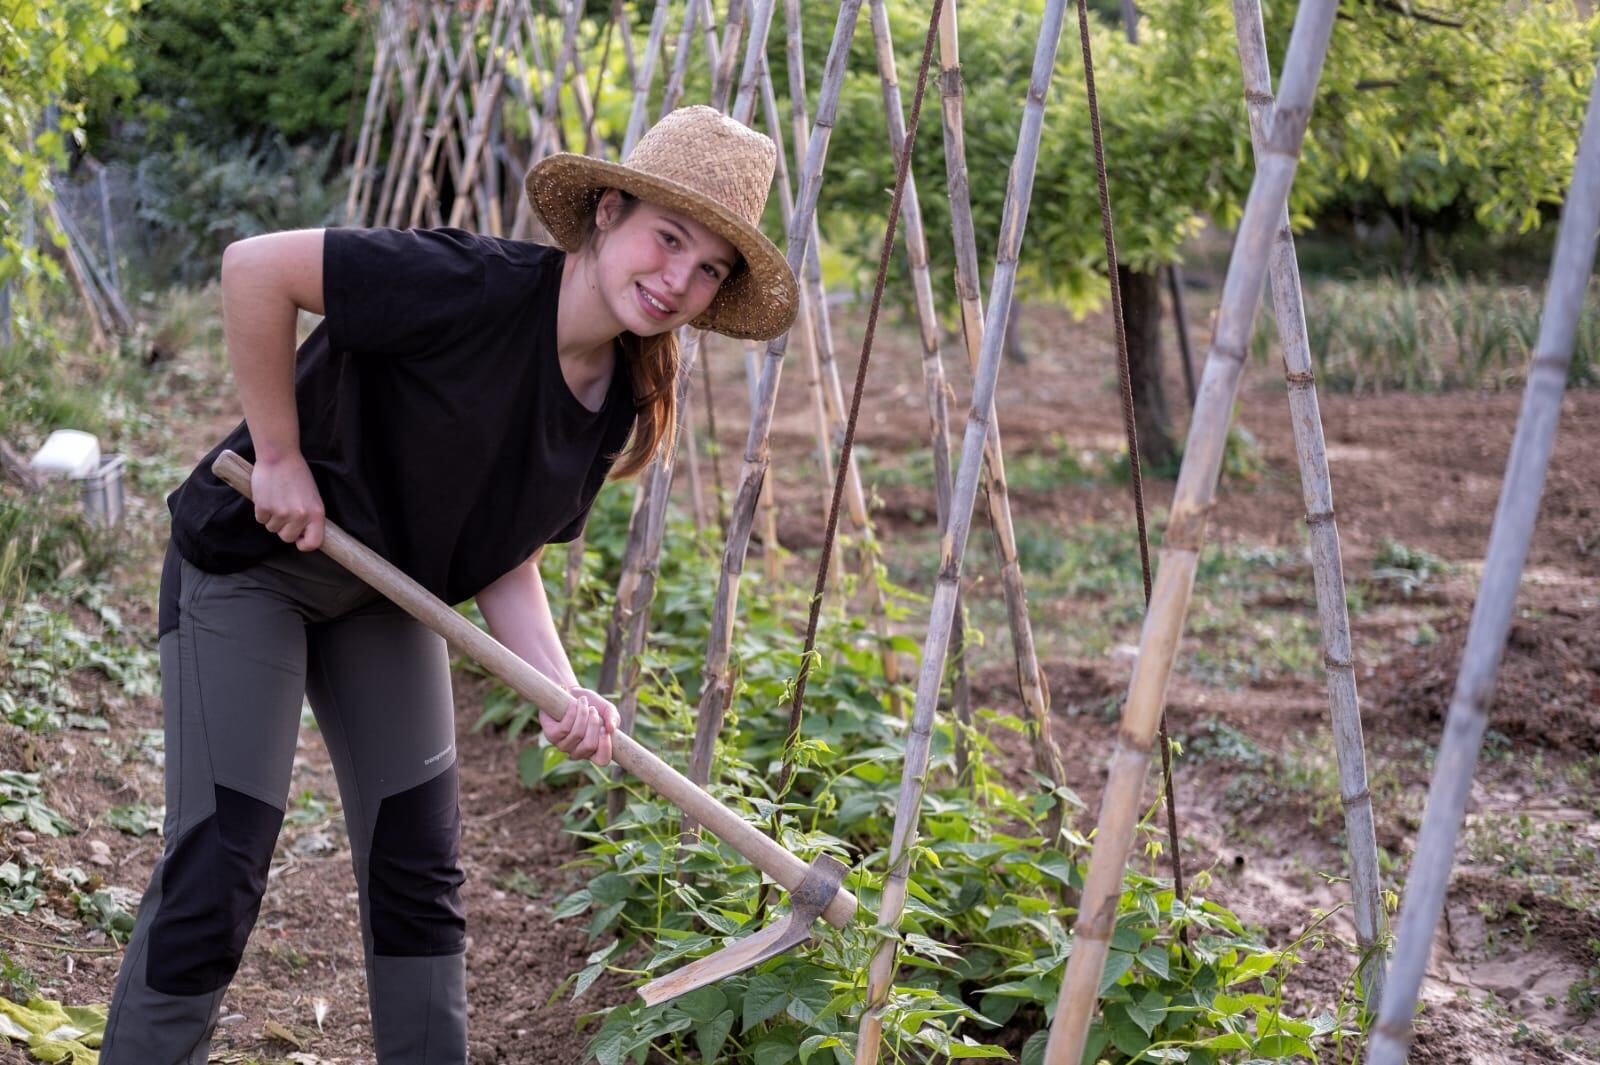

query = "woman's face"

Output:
[[589, 190, 739, 336]]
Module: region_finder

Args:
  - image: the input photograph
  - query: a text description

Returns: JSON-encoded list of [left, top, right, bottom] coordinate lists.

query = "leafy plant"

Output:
[[105, 802, 163, 837], [0, 863, 47, 917], [3, 595, 159, 732], [468, 489, 1366, 1062], [0, 773, 75, 837], [0, 950, 40, 1001], [1370, 538, 1451, 599]]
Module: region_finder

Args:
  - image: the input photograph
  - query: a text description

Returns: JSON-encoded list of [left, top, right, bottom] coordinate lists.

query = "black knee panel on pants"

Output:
[[369, 764, 466, 957], [148, 785, 283, 995]]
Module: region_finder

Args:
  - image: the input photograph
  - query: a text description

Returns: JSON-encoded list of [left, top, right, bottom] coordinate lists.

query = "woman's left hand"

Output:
[[540, 684, 621, 767]]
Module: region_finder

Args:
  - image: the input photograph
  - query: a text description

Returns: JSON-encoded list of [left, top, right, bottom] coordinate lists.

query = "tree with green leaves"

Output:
[[1, 0, 140, 347], [118, 0, 369, 148], [807, 0, 1599, 464]]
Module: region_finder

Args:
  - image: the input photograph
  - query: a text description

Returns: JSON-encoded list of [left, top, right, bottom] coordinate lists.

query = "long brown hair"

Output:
[[575, 189, 679, 481]]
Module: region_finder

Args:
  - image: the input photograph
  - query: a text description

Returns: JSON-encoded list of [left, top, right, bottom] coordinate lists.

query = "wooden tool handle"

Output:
[[213, 450, 856, 928]]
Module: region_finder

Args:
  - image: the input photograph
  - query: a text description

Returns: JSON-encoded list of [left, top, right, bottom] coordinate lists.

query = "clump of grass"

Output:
[[1252, 273, 1599, 392]]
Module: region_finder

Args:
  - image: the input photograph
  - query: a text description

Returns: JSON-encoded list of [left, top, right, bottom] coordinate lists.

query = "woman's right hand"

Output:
[[251, 452, 326, 551]]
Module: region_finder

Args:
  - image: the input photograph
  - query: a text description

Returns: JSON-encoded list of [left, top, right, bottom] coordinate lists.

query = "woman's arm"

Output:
[[476, 549, 619, 766], [220, 229, 329, 550]]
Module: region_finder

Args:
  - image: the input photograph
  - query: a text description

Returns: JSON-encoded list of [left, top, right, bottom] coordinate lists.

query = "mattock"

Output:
[[214, 450, 856, 1000]]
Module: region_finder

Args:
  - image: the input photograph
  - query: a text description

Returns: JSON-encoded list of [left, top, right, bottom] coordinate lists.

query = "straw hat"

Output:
[[524, 105, 799, 341]]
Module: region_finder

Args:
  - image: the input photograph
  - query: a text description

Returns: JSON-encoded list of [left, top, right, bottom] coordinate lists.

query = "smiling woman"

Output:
[[97, 104, 798, 1065]]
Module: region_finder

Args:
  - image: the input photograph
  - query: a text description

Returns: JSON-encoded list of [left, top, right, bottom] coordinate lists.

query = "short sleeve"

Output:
[[546, 499, 593, 545], [322, 226, 487, 357]]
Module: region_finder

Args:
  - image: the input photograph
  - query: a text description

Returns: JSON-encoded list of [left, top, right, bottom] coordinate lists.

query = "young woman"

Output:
[[101, 105, 798, 1064]]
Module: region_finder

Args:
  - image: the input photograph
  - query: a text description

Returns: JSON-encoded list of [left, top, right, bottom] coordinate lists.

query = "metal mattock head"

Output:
[[637, 854, 850, 1006]]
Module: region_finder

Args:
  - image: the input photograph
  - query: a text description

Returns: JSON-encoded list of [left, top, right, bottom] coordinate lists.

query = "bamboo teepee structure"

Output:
[[1046, 0, 1341, 1056], [341, 3, 1594, 1060]]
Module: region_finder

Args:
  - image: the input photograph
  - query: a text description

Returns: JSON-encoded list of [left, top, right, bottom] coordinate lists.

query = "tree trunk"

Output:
[[1117, 264, 1177, 469]]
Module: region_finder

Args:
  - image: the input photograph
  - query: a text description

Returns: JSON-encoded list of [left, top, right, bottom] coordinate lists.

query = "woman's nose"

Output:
[[660, 262, 691, 294]]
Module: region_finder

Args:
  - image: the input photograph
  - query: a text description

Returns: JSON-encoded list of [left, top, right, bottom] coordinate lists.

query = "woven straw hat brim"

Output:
[[525, 153, 798, 342]]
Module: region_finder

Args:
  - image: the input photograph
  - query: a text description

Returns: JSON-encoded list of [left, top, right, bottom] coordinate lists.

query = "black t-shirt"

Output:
[[166, 227, 637, 606]]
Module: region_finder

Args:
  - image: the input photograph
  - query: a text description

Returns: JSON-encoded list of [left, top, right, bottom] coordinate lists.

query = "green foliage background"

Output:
[[114, 0, 369, 146], [812, 0, 1599, 315]]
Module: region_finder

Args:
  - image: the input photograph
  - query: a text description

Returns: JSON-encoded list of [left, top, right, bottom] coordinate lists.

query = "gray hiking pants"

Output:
[[101, 540, 468, 1063]]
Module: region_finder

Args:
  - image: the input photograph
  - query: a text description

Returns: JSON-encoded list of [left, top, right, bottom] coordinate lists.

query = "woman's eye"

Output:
[[702, 264, 722, 281], [660, 231, 679, 247]]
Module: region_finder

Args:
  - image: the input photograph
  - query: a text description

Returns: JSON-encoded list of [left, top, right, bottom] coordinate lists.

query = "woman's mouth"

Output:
[[636, 283, 674, 321]]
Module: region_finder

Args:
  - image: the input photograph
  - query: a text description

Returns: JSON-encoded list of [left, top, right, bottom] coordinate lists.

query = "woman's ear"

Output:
[[594, 188, 624, 231]]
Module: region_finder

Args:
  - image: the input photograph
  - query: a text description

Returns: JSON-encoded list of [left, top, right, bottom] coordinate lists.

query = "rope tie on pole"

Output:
[[1072, 0, 1189, 935]]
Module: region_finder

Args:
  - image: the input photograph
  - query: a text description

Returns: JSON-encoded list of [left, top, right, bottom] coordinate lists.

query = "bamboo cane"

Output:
[[447, 24, 511, 229], [685, 0, 865, 800], [367, 6, 421, 227], [773, 0, 906, 706], [568, 29, 599, 154], [1045, 0, 1341, 1059], [697, 0, 722, 77], [485, 99, 506, 235], [50, 205, 110, 349], [935, 0, 1067, 799], [781, 0, 849, 460], [346, 9, 394, 225], [1367, 58, 1600, 1065], [402, 6, 488, 228], [659, 0, 705, 119], [709, 0, 748, 112], [731, 0, 773, 120], [605, 327, 710, 826], [758, 60, 834, 490], [701, 337, 729, 535], [412, 8, 485, 225], [595, 0, 768, 652], [854, 3, 1063, 1058], [622, 1, 672, 156], [508, 0, 566, 239], [684, 390, 707, 530], [776, 2, 841, 525], [1231, 0, 1386, 1006], [376, 6, 445, 227], [865, 0, 974, 780], [615, 0, 639, 88], [533, 0, 584, 163]]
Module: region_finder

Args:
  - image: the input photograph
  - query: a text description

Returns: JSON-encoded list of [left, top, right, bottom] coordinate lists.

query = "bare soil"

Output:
[[3, 282, 1598, 1063]]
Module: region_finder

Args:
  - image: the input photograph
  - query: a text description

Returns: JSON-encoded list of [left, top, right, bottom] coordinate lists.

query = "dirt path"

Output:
[[4, 290, 1598, 1063]]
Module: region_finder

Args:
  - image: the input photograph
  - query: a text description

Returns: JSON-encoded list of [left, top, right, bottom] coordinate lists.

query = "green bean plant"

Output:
[[469, 489, 1371, 1063]]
